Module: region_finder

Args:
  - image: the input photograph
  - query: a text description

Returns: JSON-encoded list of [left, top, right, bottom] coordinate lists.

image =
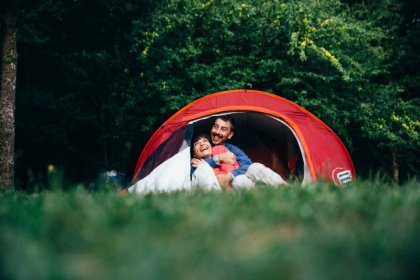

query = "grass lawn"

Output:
[[1, 180, 419, 280]]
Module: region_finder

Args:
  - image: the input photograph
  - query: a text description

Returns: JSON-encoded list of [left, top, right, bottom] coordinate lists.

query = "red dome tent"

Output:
[[129, 89, 354, 193]]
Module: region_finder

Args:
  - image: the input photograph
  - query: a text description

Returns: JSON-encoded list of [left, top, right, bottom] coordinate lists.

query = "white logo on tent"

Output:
[[332, 168, 353, 185]]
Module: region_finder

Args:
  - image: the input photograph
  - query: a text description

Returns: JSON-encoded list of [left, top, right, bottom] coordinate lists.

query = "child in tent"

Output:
[[190, 133, 239, 190], [191, 133, 239, 173]]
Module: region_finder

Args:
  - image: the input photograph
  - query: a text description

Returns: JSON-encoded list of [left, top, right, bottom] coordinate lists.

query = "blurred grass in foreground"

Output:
[[0, 180, 419, 280]]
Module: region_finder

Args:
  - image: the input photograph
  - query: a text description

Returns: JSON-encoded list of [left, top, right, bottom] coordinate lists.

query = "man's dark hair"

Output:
[[215, 115, 235, 132]]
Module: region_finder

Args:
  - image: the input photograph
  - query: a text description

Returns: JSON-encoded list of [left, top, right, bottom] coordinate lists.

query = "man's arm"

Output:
[[200, 143, 251, 176], [224, 143, 252, 177], [202, 156, 218, 168]]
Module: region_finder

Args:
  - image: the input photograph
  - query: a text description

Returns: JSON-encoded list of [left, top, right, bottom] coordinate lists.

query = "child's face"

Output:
[[193, 137, 212, 159]]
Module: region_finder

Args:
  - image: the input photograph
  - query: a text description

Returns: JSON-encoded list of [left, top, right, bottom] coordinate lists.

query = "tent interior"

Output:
[[190, 112, 304, 181]]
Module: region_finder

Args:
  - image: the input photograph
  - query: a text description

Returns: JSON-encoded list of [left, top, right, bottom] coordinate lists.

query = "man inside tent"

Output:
[[191, 115, 288, 190]]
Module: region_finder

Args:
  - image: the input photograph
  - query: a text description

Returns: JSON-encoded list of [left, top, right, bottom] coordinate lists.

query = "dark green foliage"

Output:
[[344, 0, 420, 179], [14, 0, 161, 187], [0, 182, 419, 279], [1, 0, 418, 187]]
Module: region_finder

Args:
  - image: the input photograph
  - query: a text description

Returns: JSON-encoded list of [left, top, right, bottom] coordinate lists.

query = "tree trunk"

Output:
[[0, 13, 17, 191], [391, 151, 399, 185]]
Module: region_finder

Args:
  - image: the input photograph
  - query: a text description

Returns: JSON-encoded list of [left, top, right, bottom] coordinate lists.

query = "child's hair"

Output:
[[192, 133, 211, 144]]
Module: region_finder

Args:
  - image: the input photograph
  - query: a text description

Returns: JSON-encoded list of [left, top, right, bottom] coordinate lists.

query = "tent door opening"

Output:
[[189, 112, 306, 183]]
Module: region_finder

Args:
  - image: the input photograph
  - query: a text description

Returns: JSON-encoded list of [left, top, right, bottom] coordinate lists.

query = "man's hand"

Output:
[[191, 158, 205, 168], [216, 173, 233, 191], [217, 151, 236, 165]]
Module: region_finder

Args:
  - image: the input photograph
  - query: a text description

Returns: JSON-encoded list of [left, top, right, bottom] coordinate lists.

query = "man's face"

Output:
[[210, 118, 233, 145], [193, 137, 212, 159]]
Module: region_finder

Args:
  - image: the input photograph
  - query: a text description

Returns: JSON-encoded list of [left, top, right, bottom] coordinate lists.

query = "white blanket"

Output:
[[128, 147, 192, 193]]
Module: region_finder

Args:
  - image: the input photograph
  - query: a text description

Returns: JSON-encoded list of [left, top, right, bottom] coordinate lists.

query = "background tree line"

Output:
[[1, 0, 419, 190]]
